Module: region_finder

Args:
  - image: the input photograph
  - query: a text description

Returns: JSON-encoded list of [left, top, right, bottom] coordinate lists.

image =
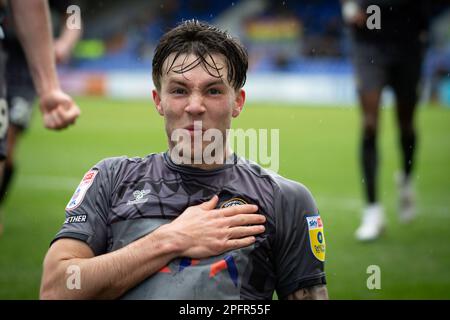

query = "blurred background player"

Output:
[[0, 0, 81, 236], [342, 0, 432, 241], [0, 0, 82, 211]]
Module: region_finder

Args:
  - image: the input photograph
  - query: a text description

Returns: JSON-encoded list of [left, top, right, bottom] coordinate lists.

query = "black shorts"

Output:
[[0, 42, 8, 161], [351, 40, 425, 104], [5, 41, 36, 130]]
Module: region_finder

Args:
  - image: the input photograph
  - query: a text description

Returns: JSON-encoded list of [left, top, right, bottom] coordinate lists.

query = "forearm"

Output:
[[11, 0, 59, 95], [40, 228, 182, 300], [41, 196, 265, 299], [287, 284, 329, 300], [56, 22, 82, 51]]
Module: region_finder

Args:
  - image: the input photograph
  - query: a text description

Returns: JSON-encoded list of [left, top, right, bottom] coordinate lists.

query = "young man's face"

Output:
[[152, 53, 245, 162]]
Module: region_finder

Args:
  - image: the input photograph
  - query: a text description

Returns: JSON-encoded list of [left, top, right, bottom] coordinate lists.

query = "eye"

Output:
[[208, 88, 222, 95], [171, 87, 187, 95]]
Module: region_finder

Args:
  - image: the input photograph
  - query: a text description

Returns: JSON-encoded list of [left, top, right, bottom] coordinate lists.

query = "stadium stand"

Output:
[[58, 0, 449, 106]]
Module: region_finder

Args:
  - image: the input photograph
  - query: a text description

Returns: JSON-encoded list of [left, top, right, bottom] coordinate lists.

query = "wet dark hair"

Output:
[[152, 20, 248, 91]]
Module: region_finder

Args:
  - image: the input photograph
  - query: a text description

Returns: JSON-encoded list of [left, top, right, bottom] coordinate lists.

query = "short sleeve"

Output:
[[51, 159, 115, 255], [273, 179, 326, 299]]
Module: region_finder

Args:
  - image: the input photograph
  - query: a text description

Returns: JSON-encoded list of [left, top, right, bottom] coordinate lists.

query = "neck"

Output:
[[167, 145, 234, 170]]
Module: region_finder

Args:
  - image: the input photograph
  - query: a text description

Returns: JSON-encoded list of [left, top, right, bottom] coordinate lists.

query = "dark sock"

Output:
[[400, 131, 416, 178], [0, 164, 15, 204], [361, 134, 377, 204]]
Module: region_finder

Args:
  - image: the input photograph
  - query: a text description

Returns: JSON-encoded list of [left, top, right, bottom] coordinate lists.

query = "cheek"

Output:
[[209, 99, 234, 127], [159, 101, 179, 135], [161, 98, 183, 119]]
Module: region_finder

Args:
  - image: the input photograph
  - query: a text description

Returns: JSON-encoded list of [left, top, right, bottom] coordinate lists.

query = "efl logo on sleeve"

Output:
[[306, 215, 326, 262], [66, 169, 98, 211]]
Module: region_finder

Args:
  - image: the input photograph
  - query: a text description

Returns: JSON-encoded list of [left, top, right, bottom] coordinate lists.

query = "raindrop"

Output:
[[231, 2, 234, 6]]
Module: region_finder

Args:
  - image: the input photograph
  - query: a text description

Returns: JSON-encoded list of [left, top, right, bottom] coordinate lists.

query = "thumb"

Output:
[[198, 195, 219, 210]]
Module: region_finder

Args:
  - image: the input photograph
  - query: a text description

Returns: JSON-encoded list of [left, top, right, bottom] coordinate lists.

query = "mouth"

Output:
[[184, 124, 206, 132]]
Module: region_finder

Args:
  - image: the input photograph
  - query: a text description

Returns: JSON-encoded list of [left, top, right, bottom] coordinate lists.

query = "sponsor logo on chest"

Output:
[[126, 189, 151, 205]]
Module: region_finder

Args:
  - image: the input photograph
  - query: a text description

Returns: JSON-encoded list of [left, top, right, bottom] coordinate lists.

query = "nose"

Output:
[[185, 93, 206, 116]]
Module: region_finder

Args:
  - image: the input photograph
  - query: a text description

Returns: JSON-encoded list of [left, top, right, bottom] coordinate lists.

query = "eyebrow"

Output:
[[205, 80, 226, 87], [167, 79, 226, 88]]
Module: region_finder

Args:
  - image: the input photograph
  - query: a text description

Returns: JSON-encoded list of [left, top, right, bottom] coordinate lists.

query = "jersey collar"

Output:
[[163, 151, 238, 175]]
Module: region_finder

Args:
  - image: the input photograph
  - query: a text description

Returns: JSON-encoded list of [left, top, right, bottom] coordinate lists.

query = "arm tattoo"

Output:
[[287, 284, 329, 300]]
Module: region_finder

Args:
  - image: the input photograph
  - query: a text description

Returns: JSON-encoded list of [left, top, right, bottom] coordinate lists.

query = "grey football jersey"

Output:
[[53, 152, 326, 299]]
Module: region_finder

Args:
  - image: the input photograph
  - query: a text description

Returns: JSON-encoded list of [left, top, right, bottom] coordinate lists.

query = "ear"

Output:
[[232, 89, 245, 118], [152, 89, 164, 116]]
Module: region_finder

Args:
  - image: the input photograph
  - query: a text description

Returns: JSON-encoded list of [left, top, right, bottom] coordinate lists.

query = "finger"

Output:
[[41, 104, 65, 130], [50, 110, 66, 130], [217, 204, 258, 217], [228, 225, 265, 239], [55, 104, 80, 128], [51, 105, 79, 129], [228, 213, 266, 227], [198, 195, 219, 210], [43, 113, 56, 129], [225, 237, 256, 251]]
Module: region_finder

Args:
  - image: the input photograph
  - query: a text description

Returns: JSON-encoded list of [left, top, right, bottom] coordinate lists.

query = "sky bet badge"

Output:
[[306, 215, 326, 262], [66, 169, 98, 211]]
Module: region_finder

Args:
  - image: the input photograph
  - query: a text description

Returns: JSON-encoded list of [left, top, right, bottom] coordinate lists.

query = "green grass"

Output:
[[0, 96, 449, 299]]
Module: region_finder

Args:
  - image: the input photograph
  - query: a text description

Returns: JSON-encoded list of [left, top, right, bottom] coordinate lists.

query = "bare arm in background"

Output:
[[10, 0, 80, 130], [54, 8, 83, 64]]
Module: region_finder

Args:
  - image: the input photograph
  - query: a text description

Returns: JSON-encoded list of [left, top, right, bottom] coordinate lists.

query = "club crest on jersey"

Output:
[[306, 215, 326, 262], [220, 197, 247, 208], [66, 169, 98, 211]]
